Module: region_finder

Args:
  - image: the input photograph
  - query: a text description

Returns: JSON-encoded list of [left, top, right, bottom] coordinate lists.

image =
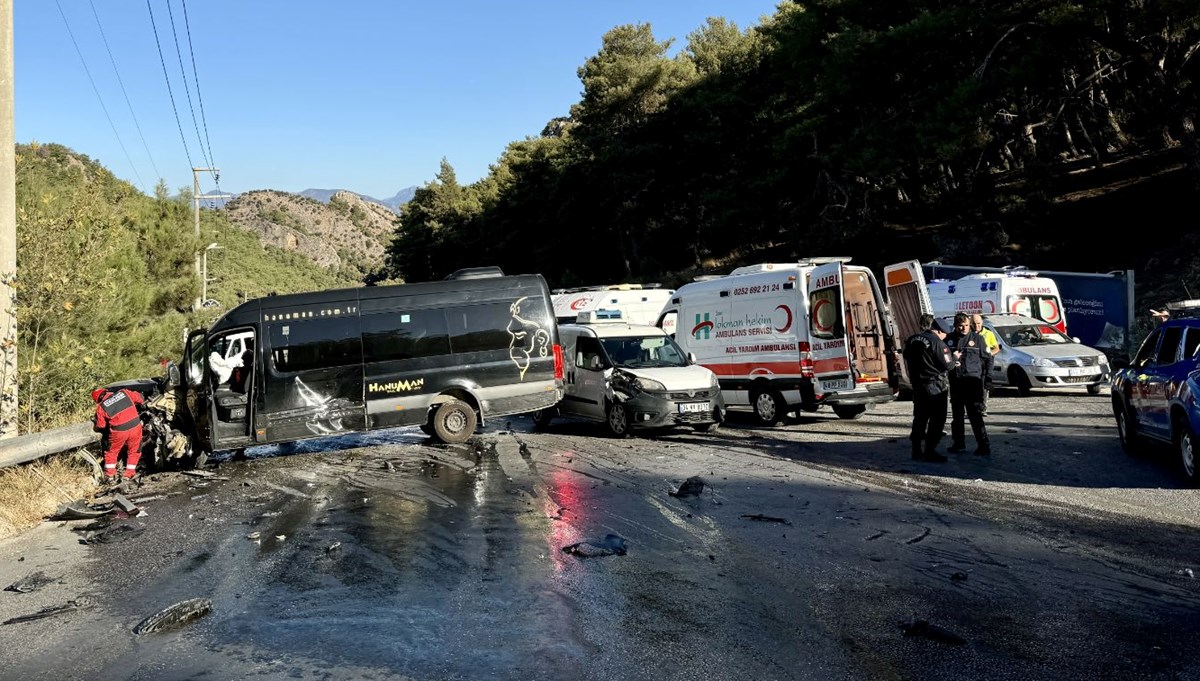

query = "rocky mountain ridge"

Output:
[[223, 190, 397, 278], [299, 186, 417, 214]]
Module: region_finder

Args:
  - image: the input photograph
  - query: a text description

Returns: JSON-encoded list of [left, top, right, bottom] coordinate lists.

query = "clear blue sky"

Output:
[[17, 1, 781, 200]]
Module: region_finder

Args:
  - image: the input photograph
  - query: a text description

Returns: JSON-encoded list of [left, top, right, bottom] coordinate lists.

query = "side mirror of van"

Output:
[[687, 352, 697, 365], [1071, 336, 1081, 343], [165, 361, 181, 389]]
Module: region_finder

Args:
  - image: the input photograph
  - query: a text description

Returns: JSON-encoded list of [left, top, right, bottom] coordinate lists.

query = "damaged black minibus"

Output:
[[178, 268, 565, 456]]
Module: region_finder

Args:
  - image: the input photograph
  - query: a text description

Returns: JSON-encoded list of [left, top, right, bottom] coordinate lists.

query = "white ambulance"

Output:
[[552, 284, 675, 333], [657, 258, 904, 424], [926, 268, 1068, 334]]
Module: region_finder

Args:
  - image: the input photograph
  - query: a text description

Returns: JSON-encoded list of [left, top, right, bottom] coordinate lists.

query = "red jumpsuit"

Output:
[[93, 388, 145, 479]]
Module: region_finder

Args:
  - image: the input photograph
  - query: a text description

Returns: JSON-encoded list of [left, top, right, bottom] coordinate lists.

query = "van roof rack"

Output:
[[444, 266, 505, 280]]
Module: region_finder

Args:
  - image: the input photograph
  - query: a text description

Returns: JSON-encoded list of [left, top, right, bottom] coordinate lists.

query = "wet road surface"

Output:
[[1, 390, 1199, 680]]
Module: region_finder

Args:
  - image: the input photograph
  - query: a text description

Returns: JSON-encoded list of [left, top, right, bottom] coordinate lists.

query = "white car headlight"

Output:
[[708, 371, 719, 388], [1098, 354, 1109, 365], [636, 377, 667, 392], [1032, 357, 1055, 368]]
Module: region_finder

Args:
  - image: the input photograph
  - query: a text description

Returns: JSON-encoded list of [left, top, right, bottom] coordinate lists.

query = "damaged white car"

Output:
[[533, 311, 724, 436]]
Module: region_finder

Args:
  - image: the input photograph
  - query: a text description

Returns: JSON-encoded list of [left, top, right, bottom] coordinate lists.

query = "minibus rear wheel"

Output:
[[432, 398, 477, 444]]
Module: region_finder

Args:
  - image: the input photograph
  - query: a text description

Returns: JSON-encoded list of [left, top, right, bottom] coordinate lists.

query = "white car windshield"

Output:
[[600, 335, 689, 368], [993, 323, 1072, 347]]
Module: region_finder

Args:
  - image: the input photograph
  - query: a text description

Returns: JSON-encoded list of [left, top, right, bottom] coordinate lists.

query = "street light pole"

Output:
[[201, 242, 222, 306]]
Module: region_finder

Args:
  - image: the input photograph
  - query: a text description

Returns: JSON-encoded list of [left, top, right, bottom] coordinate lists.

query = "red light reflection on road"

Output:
[[542, 461, 588, 575]]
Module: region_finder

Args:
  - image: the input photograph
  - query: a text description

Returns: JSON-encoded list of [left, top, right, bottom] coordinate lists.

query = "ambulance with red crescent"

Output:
[[657, 258, 904, 424], [927, 269, 1068, 334], [552, 284, 676, 333]]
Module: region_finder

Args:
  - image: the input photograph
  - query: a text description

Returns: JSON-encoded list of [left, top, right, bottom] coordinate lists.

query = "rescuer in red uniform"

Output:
[[92, 387, 145, 482]]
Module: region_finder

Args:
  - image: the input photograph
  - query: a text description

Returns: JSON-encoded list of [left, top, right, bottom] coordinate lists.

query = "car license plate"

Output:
[[821, 378, 852, 392], [1067, 367, 1093, 377], [678, 402, 707, 413]]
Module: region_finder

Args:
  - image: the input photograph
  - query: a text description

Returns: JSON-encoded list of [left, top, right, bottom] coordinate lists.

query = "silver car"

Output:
[[940, 313, 1110, 395]]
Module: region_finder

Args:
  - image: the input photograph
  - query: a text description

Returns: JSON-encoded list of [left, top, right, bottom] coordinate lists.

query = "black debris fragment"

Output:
[[133, 598, 214, 635], [741, 514, 791, 525], [3, 597, 95, 625], [670, 476, 706, 498], [562, 534, 628, 558], [5, 571, 61, 594], [899, 619, 967, 646], [951, 572, 969, 582], [82, 524, 145, 545], [52, 503, 111, 521]]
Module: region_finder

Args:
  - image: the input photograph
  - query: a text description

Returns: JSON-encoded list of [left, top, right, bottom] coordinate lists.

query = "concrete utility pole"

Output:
[[191, 167, 231, 310], [0, 0, 16, 439]]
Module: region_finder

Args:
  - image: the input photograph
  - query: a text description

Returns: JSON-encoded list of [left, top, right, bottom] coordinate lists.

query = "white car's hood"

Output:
[[1005, 343, 1107, 363], [620, 364, 715, 391]]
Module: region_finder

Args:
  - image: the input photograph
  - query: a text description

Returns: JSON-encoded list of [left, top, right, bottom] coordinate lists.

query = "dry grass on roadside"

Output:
[[0, 452, 98, 542]]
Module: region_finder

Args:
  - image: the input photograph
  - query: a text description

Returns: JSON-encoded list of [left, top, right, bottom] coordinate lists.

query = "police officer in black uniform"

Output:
[[903, 313, 957, 462], [944, 312, 993, 455]]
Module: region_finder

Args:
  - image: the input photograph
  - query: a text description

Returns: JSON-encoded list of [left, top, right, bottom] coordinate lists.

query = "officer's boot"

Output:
[[911, 439, 923, 460]]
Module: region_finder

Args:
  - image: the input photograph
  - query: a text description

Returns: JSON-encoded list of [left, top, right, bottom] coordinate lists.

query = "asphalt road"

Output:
[[1, 388, 1198, 681]]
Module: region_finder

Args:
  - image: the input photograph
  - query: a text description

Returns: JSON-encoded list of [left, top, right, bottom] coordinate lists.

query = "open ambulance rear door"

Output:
[[807, 262, 854, 393], [884, 260, 934, 390]]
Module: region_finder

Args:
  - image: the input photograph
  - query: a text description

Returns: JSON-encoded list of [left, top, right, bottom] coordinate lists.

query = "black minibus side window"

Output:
[[362, 309, 451, 362], [269, 319, 361, 373], [447, 301, 520, 354]]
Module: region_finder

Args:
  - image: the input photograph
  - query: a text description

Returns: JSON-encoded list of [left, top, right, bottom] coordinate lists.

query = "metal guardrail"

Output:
[[0, 422, 100, 469]]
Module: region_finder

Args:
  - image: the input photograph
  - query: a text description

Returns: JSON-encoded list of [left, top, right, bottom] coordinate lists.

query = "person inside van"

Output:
[[209, 341, 243, 386]]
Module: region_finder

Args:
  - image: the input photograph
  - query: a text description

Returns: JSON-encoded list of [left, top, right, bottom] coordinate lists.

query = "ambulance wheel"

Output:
[[432, 399, 477, 444], [606, 400, 631, 438], [751, 389, 786, 426], [532, 408, 556, 429], [833, 404, 867, 420]]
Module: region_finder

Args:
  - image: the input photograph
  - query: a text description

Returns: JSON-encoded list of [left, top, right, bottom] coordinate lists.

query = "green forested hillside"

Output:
[[386, 1, 1200, 306], [13, 143, 355, 432]]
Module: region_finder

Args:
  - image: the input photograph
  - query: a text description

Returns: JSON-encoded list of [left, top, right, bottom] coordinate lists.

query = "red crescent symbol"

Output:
[[569, 298, 590, 310], [1042, 299, 1061, 323], [984, 300, 995, 313], [812, 299, 833, 333], [775, 305, 793, 333]]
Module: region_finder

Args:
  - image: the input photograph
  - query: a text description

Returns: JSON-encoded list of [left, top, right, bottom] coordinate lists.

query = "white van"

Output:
[[552, 284, 676, 333], [658, 258, 903, 424], [927, 268, 1068, 334], [533, 311, 723, 436]]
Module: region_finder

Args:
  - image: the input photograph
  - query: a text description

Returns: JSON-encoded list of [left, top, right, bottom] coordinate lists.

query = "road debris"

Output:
[[81, 524, 145, 545], [3, 597, 96, 625], [669, 476, 706, 498], [133, 598, 213, 635], [951, 572, 969, 582], [326, 542, 341, 553], [5, 571, 61, 594], [51, 502, 112, 521], [741, 514, 791, 525], [562, 534, 628, 558], [899, 618, 967, 645], [245, 532, 261, 540]]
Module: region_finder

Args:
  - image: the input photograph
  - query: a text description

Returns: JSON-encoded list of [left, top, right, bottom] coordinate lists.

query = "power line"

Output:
[[180, 0, 215, 173], [179, 0, 229, 209], [164, 0, 211, 169], [55, 0, 147, 193], [147, 0, 194, 171], [89, 0, 161, 185]]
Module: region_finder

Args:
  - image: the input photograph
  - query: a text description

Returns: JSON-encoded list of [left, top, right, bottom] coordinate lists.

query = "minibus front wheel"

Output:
[[432, 398, 478, 444]]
